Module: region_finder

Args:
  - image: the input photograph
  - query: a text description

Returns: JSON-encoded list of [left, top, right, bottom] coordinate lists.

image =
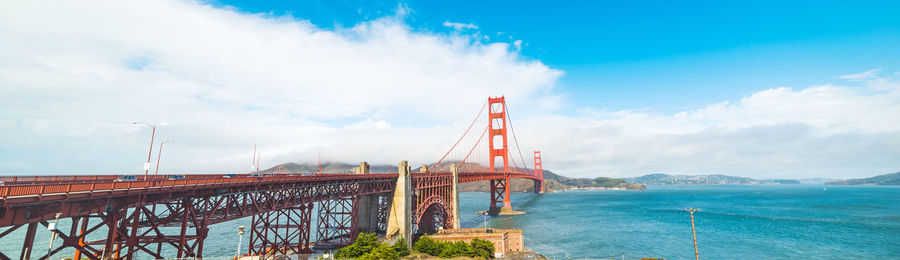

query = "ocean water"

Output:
[[458, 185, 900, 259], [2, 185, 898, 259]]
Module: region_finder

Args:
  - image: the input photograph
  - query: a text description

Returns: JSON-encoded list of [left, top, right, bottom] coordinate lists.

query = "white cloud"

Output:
[[521, 71, 900, 179], [837, 68, 882, 81], [442, 21, 478, 30], [0, 1, 897, 180], [0, 0, 560, 174]]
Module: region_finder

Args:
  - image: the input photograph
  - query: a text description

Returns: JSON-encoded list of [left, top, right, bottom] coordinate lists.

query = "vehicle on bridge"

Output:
[[115, 175, 137, 182], [0, 96, 545, 260]]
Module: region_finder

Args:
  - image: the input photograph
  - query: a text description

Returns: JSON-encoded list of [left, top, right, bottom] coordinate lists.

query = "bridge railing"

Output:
[[0, 173, 398, 199], [0, 175, 120, 183]]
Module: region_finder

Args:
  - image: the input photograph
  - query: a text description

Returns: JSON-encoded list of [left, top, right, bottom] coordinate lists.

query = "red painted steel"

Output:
[[249, 203, 313, 255], [534, 151, 544, 193], [488, 96, 510, 173], [316, 197, 359, 248], [0, 97, 546, 259]]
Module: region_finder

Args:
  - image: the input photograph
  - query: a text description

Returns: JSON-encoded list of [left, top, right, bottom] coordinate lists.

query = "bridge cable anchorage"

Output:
[[460, 125, 489, 169], [432, 100, 488, 172], [505, 102, 530, 174]]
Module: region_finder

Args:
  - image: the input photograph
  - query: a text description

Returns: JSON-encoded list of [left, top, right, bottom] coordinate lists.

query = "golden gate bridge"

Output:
[[0, 96, 544, 260]]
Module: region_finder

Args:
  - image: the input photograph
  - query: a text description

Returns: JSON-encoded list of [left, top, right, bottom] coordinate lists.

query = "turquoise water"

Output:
[[2, 185, 898, 259], [458, 185, 900, 259]]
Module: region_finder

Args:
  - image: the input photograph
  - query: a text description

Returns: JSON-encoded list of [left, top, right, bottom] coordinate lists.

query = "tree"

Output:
[[470, 238, 495, 258], [437, 241, 466, 258], [392, 238, 411, 257], [413, 236, 444, 256], [335, 233, 379, 258], [359, 243, 399, 260]]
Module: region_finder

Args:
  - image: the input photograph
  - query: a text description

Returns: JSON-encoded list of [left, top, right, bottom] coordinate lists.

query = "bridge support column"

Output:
[[249, 203, 313, 256], [534, 151, 544, 194], [356, 162, 383, 234], [489, 177, 520, 215], [386, 160, 412, 247], [451, 164, 461, 229], [19, 222, 37, 260], [316, 197, 359, 248]]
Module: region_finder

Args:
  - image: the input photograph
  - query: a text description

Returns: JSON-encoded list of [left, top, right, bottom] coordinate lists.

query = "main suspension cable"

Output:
[[460, 125, 489, 168], [505, 103, 530, 171], [432, 100, 488, 171]]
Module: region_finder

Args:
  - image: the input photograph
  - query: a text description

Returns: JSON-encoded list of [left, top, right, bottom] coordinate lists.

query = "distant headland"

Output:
[[261, 162, 647, 192], [825, 172, 900, 186]]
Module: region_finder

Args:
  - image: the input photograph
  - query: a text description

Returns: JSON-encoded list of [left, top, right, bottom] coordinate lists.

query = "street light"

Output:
[[133, 122, 156, 180], [154, 140, 175, 177], [47, 213, 61, 257], [243, 144, 257, 174], [236, 225, 246, 259], [684, 208, 701, 260]]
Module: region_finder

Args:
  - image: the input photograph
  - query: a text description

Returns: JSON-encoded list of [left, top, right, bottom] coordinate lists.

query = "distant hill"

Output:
[[541, 170, 646, 190], [262, 162, 411, 174], [826, 172, 900, 186], [261, 162, 645, 192], [623, 173, 800, 185], [795, 178, 841, 184]]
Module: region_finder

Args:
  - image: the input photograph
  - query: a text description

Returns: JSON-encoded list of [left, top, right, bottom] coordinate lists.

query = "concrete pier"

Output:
[[451, 164, 461, 228], [355, 162, 381, 233], [386, 161, 412, 247]]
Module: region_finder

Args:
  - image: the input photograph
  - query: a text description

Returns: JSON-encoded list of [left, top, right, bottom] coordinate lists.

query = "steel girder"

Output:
[[248, 203, 313, 256]]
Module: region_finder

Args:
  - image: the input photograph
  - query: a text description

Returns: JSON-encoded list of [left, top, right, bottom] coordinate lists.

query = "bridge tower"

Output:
[[488, 96, 513, 214], [534, 150, 544, 193]]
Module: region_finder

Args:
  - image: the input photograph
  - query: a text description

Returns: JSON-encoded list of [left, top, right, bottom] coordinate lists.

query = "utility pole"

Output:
[[133, 122, 156, 180], [684, 208, 701, 260], [236, 225, 245, 259], [154, 140, 174, 177]]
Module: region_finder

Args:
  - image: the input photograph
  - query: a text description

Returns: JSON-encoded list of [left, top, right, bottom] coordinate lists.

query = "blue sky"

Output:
[[2, 0, 899, 178], [215, 0, 900, 112]]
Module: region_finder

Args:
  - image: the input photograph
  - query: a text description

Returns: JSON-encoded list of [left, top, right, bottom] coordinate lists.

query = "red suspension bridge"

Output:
[[0, 96, 544, 260]]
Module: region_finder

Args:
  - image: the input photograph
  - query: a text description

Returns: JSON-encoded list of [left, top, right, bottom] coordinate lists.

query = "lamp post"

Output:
[[244, 144, 256, 174], [154, 140, 175, 178], [684, 208, 701, 260], [236, 225, 246, 259], [47, 213, 61, 257], [133, 122, 156, 180]]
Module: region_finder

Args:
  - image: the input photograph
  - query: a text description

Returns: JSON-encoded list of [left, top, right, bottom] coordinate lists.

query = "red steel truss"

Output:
[[316, 197, 359, 248], [534, 151, 544, 193], [249, 203, 313, 255], [0, 171, 542, 259], [0, 97, 546, 259], [411, 173, 453, 234]]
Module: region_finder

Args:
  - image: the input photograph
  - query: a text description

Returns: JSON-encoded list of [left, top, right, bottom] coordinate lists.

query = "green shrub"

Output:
[[414, 236, 493, 258], [470, 238, 495, 258], [392, 238, 411, 257], [359, 243, 399, 260], [413, 236, 444, 256], [335, 233, 379, 258], [437, 241, 464, 258]]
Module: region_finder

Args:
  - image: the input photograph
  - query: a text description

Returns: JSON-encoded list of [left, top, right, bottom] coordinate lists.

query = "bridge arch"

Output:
[[414, 195, 452, 234]]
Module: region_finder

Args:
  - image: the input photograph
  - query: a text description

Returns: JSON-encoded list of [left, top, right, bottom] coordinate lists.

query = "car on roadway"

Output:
[[223, 174, 237, 178], [115, 176, 137, 182], [167, 175, 185, 180]]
